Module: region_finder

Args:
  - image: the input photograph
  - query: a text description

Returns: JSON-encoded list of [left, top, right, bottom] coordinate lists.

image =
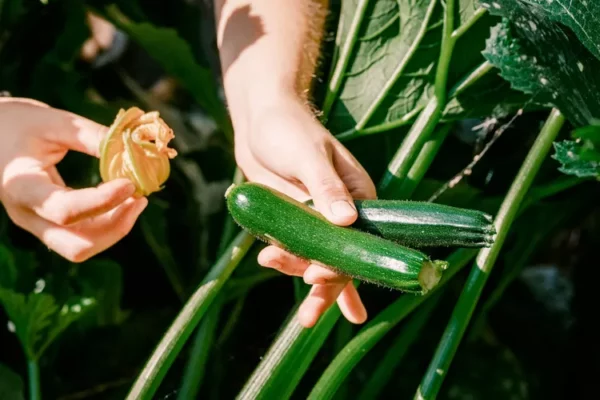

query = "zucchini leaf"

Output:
[[552, 125, 600, 178], [325, 0, 440, 135], [0, 363, 24, 400], [324, 1, 527, 139], [480, 1, 600, 127], [482, 0, 600, 62], [0, 288, 95, 360]]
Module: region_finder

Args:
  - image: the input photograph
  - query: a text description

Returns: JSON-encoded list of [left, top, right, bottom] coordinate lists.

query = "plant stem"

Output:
[[177, 168, 247, 400], [415, 108, 565, 400], [447, 61, 494, 98], [306, 248, 477, 400], [357, 293, 442, 400], [321, 0, 369, 119], [236, 304, 341, 400], [378, 98, 442, 198], [176, 298, 221, 400], [126, 231, 255, 400], [378, 0, 457, 199], [28, 359, 41, 400], [217, 168, 245, 255], [433, 0, 455, 104], [398, 123, 453, 197], [468, 185, 593, 342], [451, 7, 487, 41]]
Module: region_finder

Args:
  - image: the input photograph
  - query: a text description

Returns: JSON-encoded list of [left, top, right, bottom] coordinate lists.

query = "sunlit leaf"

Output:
[[0, 288, 95, 360], [481, 2, 600, 127]]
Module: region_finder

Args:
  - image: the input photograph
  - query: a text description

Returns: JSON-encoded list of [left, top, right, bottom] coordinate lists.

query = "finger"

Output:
[[332, 142, 377, 200], [303, 264, 349, 285], [297, 282, 347, 328], [73, 196, 148, 259], [46, 167, 66, 186], [336, 283, 367, 324], [257, 245, 310, 277], [87, 12, 115, 50], [24, 197, 147, 263], [80, 38, 100, 62], [299, 149, 357, 226], [42, 107, 109, 157], [10, 172, 136, 226]]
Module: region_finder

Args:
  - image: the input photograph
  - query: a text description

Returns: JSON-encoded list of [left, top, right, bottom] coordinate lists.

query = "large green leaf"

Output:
[[324, 1, 527, 139], [481, 2, 600, 127], [104, 5, 233, 139], [482, 0, 600, 62], [325, 0, 441, 136], [0, 288, 95, 360]]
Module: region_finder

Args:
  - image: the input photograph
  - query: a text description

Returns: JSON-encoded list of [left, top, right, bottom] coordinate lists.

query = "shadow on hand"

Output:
[[214, 3, 265, 77]]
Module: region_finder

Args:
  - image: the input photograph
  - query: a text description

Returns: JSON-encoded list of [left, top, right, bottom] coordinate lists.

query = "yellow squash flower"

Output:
[[99, 107, 177, 197]]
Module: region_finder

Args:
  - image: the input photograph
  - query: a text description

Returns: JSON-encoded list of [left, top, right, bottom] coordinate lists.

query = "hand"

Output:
[[0, 98, 147, 262], [234, 95, 377, 328], [80, 11, 116, 63]]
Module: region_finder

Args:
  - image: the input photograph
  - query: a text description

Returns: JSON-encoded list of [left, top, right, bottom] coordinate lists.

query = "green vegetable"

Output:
[[225, 182, 447, 294], [305, 199, 496, 248]]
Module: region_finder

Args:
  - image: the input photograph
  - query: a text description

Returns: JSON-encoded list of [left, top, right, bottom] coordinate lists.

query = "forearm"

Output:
[[213, 0, 329, 125]]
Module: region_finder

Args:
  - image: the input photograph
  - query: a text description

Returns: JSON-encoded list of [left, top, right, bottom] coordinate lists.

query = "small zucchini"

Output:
[[226, 182, 448, 294], [305, 199, 496, 248]]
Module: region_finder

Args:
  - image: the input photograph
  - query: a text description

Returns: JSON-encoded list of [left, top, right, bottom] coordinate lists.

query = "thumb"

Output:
[[46, 107, 109, 158], [300, 156, 357, 226]]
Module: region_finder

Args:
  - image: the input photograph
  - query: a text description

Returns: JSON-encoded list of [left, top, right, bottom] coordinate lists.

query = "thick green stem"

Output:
[[415, 108, 565, 400], [378, 0, 456, 199], [217, 168, 245, 255], [28, 360, 40, 400], [398, 123, 453, 197], [236, 304, 341, 400], [176, 167, 246, 400], [176, 298, 221, 400], [378, 98, 442, 198], [126, 232, 255, 400], [357, 294, 443, 400], [306, 249, 477, 400], [433, 0, 455, 104]]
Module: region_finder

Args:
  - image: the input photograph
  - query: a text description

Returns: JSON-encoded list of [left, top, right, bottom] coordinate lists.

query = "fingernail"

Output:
[[330, 200, 355, 217]]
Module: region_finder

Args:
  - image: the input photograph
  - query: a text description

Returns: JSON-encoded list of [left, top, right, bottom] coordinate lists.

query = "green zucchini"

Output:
[[305, 199, 496, 248], [225, 182, 448, 294]]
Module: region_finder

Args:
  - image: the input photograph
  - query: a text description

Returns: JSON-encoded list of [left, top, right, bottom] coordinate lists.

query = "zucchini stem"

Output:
[[378, 0, 457, 199], [415, 108, 566, 400], [28, 359, 41, 400], [125, 231, 255, 400], [418, 260, 448, 293]]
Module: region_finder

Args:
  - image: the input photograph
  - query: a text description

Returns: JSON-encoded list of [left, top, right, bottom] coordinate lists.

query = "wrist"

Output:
[[224, 81, 308, 136]]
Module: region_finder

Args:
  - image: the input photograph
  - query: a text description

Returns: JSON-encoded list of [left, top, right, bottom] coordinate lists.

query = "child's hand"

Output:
[[0, 98, 147, 262], [234, 95, 377, 328]]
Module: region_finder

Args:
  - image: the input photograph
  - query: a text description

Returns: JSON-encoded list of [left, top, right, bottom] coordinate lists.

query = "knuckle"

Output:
[[318, 177, 347, 195], [49, 208, 77, 226]]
